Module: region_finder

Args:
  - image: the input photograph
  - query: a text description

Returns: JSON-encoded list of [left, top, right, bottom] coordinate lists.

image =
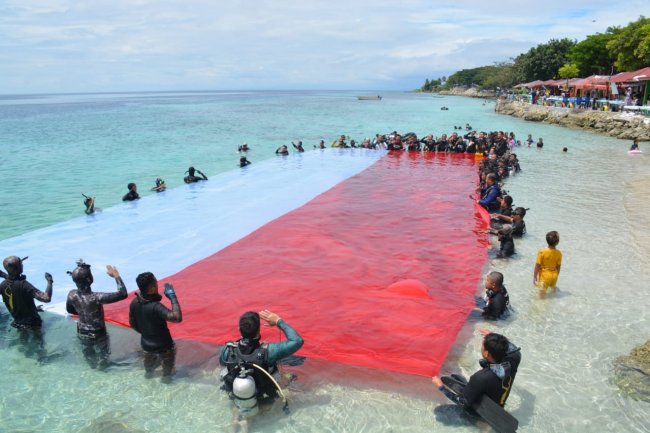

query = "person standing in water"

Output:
[[122, 183, 140, 201], [1, 256, 53, 330], [630, 138, 640, 151], [184, 166, 208, 183], [220, 310, 304, 430], [65, 260, 128, 369], [129, 272, 182, 381], [534, 230, 562, 297]]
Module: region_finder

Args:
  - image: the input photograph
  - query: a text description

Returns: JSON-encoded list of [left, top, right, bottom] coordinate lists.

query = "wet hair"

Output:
[[513, 207, 527, 218], [127, 182, 136, 191], [239, 311, 261, 339], [483, 333, 509, 362], [546, 231, 560, 247], [486, 173, 497, 183], [487, 271, 504, 288], [563, 147, 568, 152], [2, 256, 22, 277], [188, 166, 196, 175], [502, 195, 513, 207], [136, 272, 157, 292]]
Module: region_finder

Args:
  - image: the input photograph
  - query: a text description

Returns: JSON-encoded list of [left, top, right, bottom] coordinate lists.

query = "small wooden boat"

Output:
[[357, 95, 382, 100]]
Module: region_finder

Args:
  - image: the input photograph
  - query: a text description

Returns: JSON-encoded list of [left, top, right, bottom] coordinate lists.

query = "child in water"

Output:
[[534, 231, 562, 297]]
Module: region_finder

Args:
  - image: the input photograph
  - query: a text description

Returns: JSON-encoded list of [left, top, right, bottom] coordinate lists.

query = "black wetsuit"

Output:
[[497, 237, 515, 258], [66, 277, 128, 337], [0, 276, 51, 328], [482, 287, 510, 320], [129, 292, 177, 352], [129, 292, 182, 376], [184, 174, 207, 183], [122, 190, 140, 201], [440, 343, 521, 409], [511, 220, 526, 237]]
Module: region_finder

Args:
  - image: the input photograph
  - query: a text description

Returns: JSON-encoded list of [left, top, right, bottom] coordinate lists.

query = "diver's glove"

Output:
[[164, 283, 177, 302], [45, 272, 53, 284]]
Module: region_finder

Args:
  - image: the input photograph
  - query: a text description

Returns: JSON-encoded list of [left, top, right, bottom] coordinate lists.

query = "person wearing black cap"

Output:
[[184, 166, 208, 183], [219, 310, 303, 422], [0, 255, 53, 330], [129, 272, 182, 381], [65, 260, 128, 368]]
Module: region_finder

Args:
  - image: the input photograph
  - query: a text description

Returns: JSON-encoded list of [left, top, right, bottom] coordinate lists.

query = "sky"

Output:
[[0, 0, 647, 93]]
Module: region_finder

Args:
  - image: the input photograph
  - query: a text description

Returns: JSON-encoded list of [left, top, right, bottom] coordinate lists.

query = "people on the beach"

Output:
[[82, 194, 96, 214], [151, 178, 166, 192], [432, 331, 521, 409], [122, 183, 140, 201], [275, 145, 289, 155], [130, 272, 182, 381], [220, 310, 303, 425], [65, 261, 128, 369], [534, 231, 562, 296], [184, 166, 208, 183], [1, 256, 53, 329]]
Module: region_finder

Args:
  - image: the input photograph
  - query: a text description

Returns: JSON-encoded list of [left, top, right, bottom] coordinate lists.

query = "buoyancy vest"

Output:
[[223, 340, 279, 402]]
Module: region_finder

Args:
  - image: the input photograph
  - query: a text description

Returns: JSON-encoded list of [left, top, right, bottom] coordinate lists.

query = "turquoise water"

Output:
[[1, 92, 649, 432]]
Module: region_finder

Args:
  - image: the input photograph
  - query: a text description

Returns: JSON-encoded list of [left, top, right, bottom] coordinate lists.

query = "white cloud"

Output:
[[0, 0, 647, 93]]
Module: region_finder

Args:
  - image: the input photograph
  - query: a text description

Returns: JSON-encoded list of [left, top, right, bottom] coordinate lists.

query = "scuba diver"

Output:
[[1, 256, 53, 359], [432, 331, 521, 432], [1, 256, 53, 330], [496, 226, 515, 258], [129, 272, 182, 381], [220, 310, 304, 430], [184, 166, 208, 183], [82, 194, 96, 215], [151, 178, 166, 192], [122, 182, 140, 201], [65, 260, 128, 369]]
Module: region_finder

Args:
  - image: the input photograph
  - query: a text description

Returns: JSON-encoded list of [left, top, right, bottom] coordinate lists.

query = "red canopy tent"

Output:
[[573, 75, 609, 90]]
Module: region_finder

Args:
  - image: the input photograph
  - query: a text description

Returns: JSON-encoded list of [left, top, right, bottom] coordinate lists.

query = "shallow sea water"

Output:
[[1, 92, 649, 432]]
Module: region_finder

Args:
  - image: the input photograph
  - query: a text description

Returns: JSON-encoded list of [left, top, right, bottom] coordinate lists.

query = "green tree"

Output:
[[558, 63, 579, 79], [607, 16, 650, 71], [514, 38, 576, 82], [569, 32, 618, 75]]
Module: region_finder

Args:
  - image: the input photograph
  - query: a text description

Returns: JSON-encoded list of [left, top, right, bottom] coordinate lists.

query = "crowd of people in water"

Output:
[[2, 127, 564, 432]]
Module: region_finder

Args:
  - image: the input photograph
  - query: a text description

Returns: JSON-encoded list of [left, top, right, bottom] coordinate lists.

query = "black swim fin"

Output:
[[473, 395, 518, 433], [440, 375, 518, 433]]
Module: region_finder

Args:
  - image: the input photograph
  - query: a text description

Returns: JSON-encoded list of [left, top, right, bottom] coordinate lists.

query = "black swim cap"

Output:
[[239, 311, 260, 339], [188, 166, 195, 175]]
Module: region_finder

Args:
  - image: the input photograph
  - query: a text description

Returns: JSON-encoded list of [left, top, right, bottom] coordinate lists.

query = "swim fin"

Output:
[[440, 375, 519, 433]]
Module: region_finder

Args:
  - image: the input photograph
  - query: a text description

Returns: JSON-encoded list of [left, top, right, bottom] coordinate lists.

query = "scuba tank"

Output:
[[232, 368, 259, 416]]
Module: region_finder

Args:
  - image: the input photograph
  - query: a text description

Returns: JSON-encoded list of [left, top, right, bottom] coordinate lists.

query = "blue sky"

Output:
[[0, 0, 646, 93]]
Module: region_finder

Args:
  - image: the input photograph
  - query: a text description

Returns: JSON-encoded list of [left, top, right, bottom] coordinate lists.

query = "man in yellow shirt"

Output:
[[533, 231, 562, 296]]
